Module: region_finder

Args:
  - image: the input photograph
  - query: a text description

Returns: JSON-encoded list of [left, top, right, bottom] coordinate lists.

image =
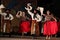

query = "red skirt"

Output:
[[43, 21, 58, 35], [57, 22, 60, 32], [19, 21, 30, 33]]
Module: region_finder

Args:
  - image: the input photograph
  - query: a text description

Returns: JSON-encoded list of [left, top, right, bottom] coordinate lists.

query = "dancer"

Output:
[[0, 9, 14, 33], [16, 11, 30, 36], [43, 10, 58, 39], [37, 6, 44, 35], [0, 4, 5, 32], [25, 3, 42, 36]]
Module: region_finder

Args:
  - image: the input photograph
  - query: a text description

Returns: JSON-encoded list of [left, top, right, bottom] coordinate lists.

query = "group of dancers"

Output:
[[16, 3, 58, 39], [0, 3, 58, 39]]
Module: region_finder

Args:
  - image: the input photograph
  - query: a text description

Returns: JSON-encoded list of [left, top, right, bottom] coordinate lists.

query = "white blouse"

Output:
[[25, 6, 42, 22], [0, 13, 14, 20], [28, 10, 42, 22]]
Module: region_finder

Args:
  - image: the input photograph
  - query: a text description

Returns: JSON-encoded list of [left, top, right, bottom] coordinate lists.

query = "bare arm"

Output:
[[0, 13, 6, 16], [16, 11, 21, 18], [25, 6, 33, 16], [42, 14, 46, 16], [51, 14, 57, 21], [52, 17, 57, 21]]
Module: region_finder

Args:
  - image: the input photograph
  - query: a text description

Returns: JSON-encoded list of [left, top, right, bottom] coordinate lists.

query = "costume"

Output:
[[18, 14, 30, 33], [43, 15, 58, 35], [25, 5, 43, 36], [0, 13, 14, 33], [27, 10, 42, 36], [20, 21, 30, 33], [57, 22, 60, 32], [0, 4, 5, 32]]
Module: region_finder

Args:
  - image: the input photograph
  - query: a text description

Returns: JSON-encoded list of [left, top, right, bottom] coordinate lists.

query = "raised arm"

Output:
[[9, 14, 14, 20], [52, 16, 57, 21], [25, 6, 33, 16], [37, 7, 44, 16], [16, 11, 22, 18]]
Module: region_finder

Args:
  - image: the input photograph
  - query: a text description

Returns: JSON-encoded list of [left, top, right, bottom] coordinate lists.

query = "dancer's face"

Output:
[[6, 10, 10, 13], [22, 12, 25, 17], [34, 10, 37, 14], [47, 10, 50, 15], [23, 12, 25, 14]]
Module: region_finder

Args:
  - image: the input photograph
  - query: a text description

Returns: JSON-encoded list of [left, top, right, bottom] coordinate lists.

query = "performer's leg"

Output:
[[6, 21, 11, 33], [22, 32, 24, 36], [31, 22, 35, 35], [3, 23, 6, 33], [35, 23, 40, 36], [46, 35, 48, 39]]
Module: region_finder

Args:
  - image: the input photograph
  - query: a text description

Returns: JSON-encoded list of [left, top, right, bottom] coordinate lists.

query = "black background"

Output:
[[37, 0, 60, 18]]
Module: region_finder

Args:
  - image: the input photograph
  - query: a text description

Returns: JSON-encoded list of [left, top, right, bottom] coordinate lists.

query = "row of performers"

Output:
[[17, 3, 58, 39], [0, 3, 59, 39]]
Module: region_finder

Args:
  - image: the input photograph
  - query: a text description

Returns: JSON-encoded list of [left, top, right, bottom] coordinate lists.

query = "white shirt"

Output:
[[0, 13, 14, 20], [25, 6, 42, 22], [28, 10, 42, 22]]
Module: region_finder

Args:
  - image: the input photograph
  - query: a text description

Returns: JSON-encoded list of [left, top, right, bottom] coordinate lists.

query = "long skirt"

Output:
[[19, 21, 30, 33], [43, 21, 58, 35], [31, 20, 40, 36], [57, 22, 60, 32]]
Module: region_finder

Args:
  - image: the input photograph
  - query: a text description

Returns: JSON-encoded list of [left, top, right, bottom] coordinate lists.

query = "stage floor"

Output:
[[0, 36, 60, 40], [0, 33, 60, 40], [0, 37, 60, 40]]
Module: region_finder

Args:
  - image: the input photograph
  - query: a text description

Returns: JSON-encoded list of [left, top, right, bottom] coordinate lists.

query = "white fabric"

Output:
[[28, 10, 42, 22], [0, 4, 5, 8], [25, 6, 42, 22], [33, 23, 36, 34], [40, 7, 44, 15], [25, 6, 32, 11], [0, 13, 14, 20], [3, 23, 6, 32], [37, 7, 44, 15], [41, 27, 43, 33], [27, 3, 31, 6]]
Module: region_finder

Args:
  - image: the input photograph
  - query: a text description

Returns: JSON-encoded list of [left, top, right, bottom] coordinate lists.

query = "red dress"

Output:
[[43, 21, 58, 35], [57, 22, 60, 32], [19, 21, 30, 33]]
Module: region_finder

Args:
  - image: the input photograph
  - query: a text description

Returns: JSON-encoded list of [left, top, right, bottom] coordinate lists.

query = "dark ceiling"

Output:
[[37, 0, 60, 18], [1, 0, 37, 11], [1, 0, 60, 18]]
